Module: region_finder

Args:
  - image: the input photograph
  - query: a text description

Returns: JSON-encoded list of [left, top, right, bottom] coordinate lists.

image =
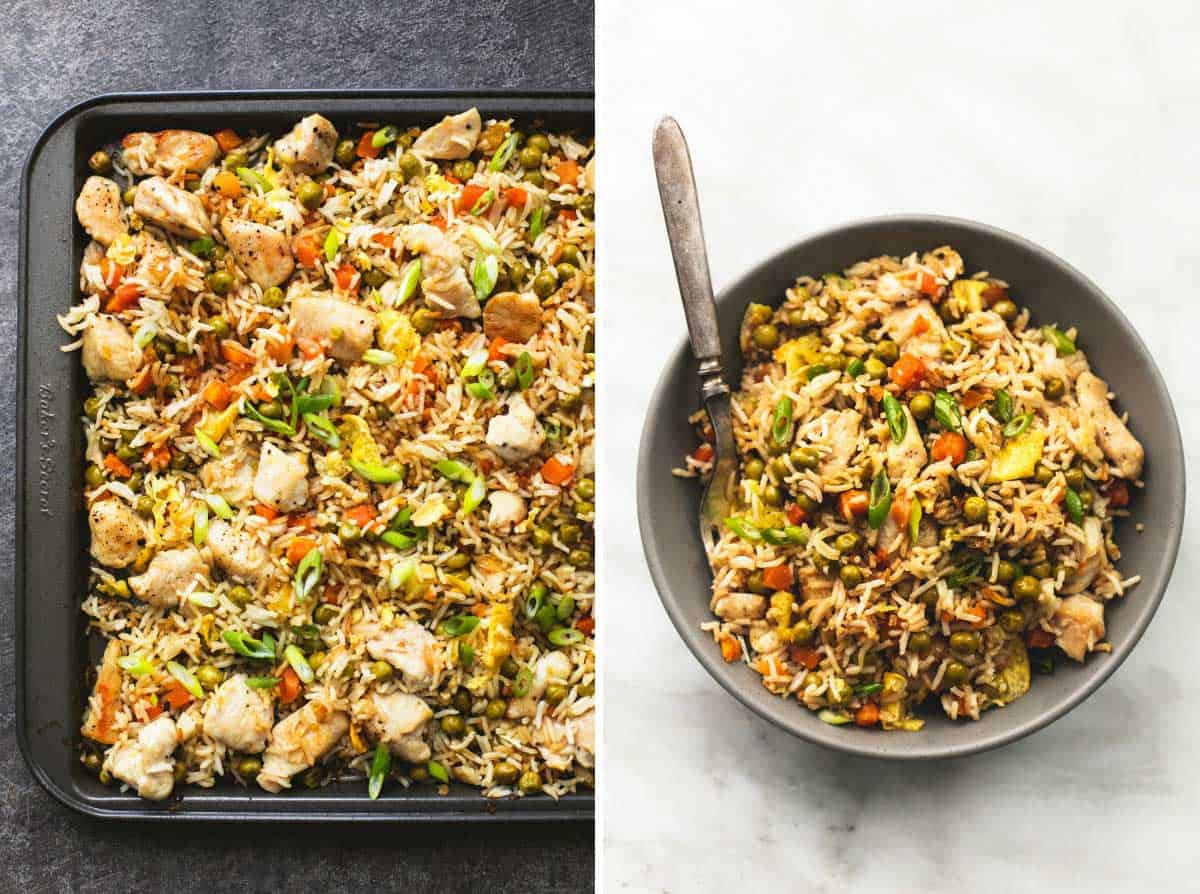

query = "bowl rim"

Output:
[[636, 212, 1185, 760]]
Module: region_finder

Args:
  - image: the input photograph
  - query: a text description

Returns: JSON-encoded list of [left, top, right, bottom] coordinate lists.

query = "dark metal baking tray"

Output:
[[16, 90, 594, 821]]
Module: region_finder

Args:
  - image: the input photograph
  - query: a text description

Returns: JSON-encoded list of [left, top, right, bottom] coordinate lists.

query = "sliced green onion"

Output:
[[761, 528, 792, 546], [371, 125, 399, 149], [195, 430, 221, 458], [1003, 413, 1034, 438], [283, 644, 314, 684], [203, 494, 234, 520], [462, 475, 487, 513], [466, 381, 495, 401], [245, 676, 280, 689], [390, 506, 414, 530], [818, 709, 852, 726], [543, 419, 561, 441], [396, 259, 421, 306], [883, 393, 907, 444], [524, 590, 545, 620], [725, 517, 762, 541], [908, 499, 923, 544], [381, 530, 418, 550], [133, 322, 158, 349], [472, 253, 499, 301], [466, 224, 500, 254], [438, 615, 480, 637], [515, 352, 534, 389], [1065, 488, 1084, 525], [867, 468, 892, 530], [845, 357, 865, 377], [436, 459, 475, 482], [771, 396, 794, 446], [528, 206, 546, 242], [236, 166, 272, 193], [459, 641, 475, 668], [323, 227, 342, 262], [488, 133, 519, 172], [193, 503, 209, 545], [348, 459, 404, 484], [854, 682, 883, 696], [388, 558, 415, 590], [188, 591, 219, 608], [462, 350, 489, 378], [368, 742, 391, 800], [1042, 325, 1076, 355], [548, 627, 584, 647], [512, 667, 533, 698], [555, 595, 576, 621], [933, 389, 962, 433], [242, 401, 297, 437], [993, 388, 1013, 424], [427, 760, 450, 784], [166, 661, 204, 699], [118, 655, 154, 677], [221, 630, 275, 660], [362, 348, 396, 365], [293, 548, 323, 601], [303, 412, 341, 448], [469, 188, 496, 216], [804, 363, 829, 381], [188, 236, 216, 258]]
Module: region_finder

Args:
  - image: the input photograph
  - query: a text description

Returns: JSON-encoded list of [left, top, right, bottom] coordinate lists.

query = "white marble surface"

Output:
[[597, 2, 1200, 890]]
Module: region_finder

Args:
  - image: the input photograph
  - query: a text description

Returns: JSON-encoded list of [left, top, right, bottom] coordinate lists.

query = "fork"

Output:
[[652, 116, 738, 562]]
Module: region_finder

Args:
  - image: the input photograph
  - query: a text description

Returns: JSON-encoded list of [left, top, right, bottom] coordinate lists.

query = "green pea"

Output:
[[789, 446, 819, 469], [518, 770, 542, 795], [568, 548, 591, 568], [995, 560, 1017, 584], [908, 631, 933, 655], [1034, 464, 1054, 485], [371, 660, 394, 681], [334, 140, 356, 167], [743, 457, 765, 479], [398, 152, 423, 181], [909, 392, 933, 420], [258, 399, 284, 420], [1065, 467, 1086, 490], [752, 324, 780, 350], [115, 445, 137, 464], [784, 618, 811, 645], [523, 170, 545, 187], [575, 193, 594, 219], [236, 756, 262, 780], [308, 651, 326, 672], [196, 665, 224, 690], [362, 268, 387, 289], [314, 603, 338, 625], [545, 683, 568, 705], [408, 765, 431, 783], [450, 691, 471, 715], [134, 494, 154, 517], [999, 610, 1025, 633], [1029, 561, 1053, 579], [411, 307, 437, 334], [85, 464, 105, 488], [1044, 377, 1065, 400], [555, 262, 578, 282], [532, 270, 558, 300], [794, 493, 820, 514], [559, 244, 582, 269], [1080, 489, 1094, 511], [992, 299, 1018, 322], [83, 395, 103, 419], [835, 532, 861, 554], [944, 662, 970, 686], [575, 478, 596, 500], [526, 133, 551, 153], [532, 526, 553, 547], [1013, 575, 1041, 601], [451, 159, 477, 181], [874, 339, 899, 364], [519, 146, 544, 170], [507, 261, 530, 287], [558, 523, 582, 545], [839, 564, 863, 588], [746, 571, 770, 595], [208, 315, 230, 338], [500, 657, 520, 678], [962, 496, 988, 523], [339, 522, 361, 544], [296, 180, 324, 210], [949, 631, 980, 654], [207, 270, 234, 295], [485, 699, 507, 720], [761, 484, 783, 507], [864, 357, 888, 380], [228, 585, 252, 606]]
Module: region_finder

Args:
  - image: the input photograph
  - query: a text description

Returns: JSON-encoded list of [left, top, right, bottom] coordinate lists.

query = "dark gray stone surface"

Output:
[[0, 2, 593, 891]]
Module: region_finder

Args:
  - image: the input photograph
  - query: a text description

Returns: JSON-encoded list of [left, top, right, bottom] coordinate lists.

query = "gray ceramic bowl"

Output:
[[637, 214, 1184, 759]]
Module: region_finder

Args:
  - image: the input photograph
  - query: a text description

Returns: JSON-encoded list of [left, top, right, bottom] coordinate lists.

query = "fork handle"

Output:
[[652, 116, 728, 400]]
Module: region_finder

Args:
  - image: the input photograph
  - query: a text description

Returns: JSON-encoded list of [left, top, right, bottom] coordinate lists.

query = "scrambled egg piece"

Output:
[[988, 429, 1046, 482], [377, 309, 420, 365]]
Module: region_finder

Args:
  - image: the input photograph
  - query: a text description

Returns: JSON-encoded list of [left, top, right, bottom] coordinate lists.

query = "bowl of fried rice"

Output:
[[638, 215, 1182, 758]]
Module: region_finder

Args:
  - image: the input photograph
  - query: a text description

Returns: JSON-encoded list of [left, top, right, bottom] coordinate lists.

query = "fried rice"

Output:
[[65, 109, 595, 799], [680, 246, 1142, 730]]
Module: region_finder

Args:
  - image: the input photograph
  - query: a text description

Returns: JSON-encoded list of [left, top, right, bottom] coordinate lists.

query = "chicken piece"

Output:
[[713, 592, 767, 621], [401, 224, 480, 319], [88, 498, 146, 568], [81, 639, 123, 745], [128, 547, 208, 608], [252, 443, 309, 513], [412, 108, 482, 160], [200, 454, 256, 504], [82, 316, 142, 382], [486, 395, 545, 464], [817, 409, 862, 481], [886, 405, 927, 480], [486, 491, 527, 531], [290, 295, 377, 364], [880, 301, 947, 362], [257, 701, 350, 793], [133, 176, 211, 239], [1061, 516, 1107, 594], [206, 519, 271, 584], [1075, 371, 1144, 480], [74, 176, 126, 246], [121, 129, 220, 176], [482, 291, 543, 342], [362, 692, 432, 762], [363, 621, 441, 689], [202, 675, 274, 754], [103, 714, 178, 801], [134, 230, 175, 288], [273, 114, 338, 174], [535, 708, 596, 771], [1052, 594, 1106, 662], [219, 217, 294, 289]]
